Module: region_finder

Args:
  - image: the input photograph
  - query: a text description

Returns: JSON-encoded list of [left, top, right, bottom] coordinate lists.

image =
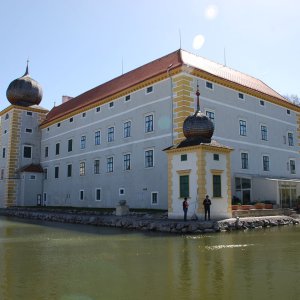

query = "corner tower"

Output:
[[165, 85, 233, 220], [0, 63, 48, 207]]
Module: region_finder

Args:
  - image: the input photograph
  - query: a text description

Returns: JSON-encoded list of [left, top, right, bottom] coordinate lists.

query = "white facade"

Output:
[[0, 49, 299, 210]]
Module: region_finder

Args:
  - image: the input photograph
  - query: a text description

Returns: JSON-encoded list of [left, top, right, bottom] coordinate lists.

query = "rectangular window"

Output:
[[80, 136, 86, 149], [145, 114, 154, 132], [95, 188, 101, 201], [206, 111, 215, 124], [57, 123, 61, 127], [107, 127, 114, 142], [123, 121, 131, 138], [45, 146, 49, 158], [79, 162, 86, 176], [146, 86, 153, 94], [44, 168, 48, 180], [263, 156, 270, 171], [288, 132, 294, 146], [239, 120, 247, 136], [55, 143, 60, 155], [145, 149, 154, 168], [213, 175, 221, 197], [290, 160, 296, 174], [260, 100, 265, 106], [181, 154, 187, 161], [55, 166, 59, 179], [1, 169, 4, 180], [95, 130, 101, 145], [2, 148, 5, 158], [107, 157, 114, 173], [125, 95, 131, 102], [119, 188, 125, 196], [151, 192, 158, 205], [23, 146, 32, 158], [287, 109, 291, 115], [179, 175, 189, 198], [206, 81, 213, 89], [261, 125, 268, 141], [123, 154, 131, 171], [238, 93, 244, 100], [68, 139, 73, 152], [213, 154, 219, 161], [79, 190, 84, 201], [67, 164, 72, 177], [26, 111, 32, 116], [241, 152, 248, 169], [82, 112, 86, 117], [25, 128, 32, 133], [69, 117, 73, 123], [94, 159, 100, 174], [29, 175, 36, 180]]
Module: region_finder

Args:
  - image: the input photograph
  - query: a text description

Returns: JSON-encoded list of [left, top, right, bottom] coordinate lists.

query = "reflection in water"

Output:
[[1, 217, 300, 300]]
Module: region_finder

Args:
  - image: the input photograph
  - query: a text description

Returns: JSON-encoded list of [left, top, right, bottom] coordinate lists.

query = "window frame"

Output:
[[179, 175, 189, 198], [151, 192, 159, 205], [79, 161, 86, 176], [55, 143, 60, 155], [79, 190, 84, 201], [68, 139, 73, 152], [239, 120, 247, 136], [288, 132, 294, 146], [213, 174, 222, 197], [107, 127, 115, 142], [123, 153, 131, 171], [23, 145, 32, 159], [145, 114, 154, 133], [123, 121, 131, 138], [107, 157, 114, 173], [145, 149, 154, 168], [95, 130, 101, 145], [95, 188, 101, 201], [80, 135, 86, 149], [262, 155, 270, 172], [54, 166, 59, 179], [205, 81, 213, 90], [261, 125, 268, 141], [94, 159, 100, 174], [67, 164, 72, 177], [241, 152, 249, 169]]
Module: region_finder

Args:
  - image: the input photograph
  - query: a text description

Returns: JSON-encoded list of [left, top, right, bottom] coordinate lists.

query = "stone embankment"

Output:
[[0, 208, 299, 234]]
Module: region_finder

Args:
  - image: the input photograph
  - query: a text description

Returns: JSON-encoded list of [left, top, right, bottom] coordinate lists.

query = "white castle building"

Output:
[[0, 49, 299, 214]]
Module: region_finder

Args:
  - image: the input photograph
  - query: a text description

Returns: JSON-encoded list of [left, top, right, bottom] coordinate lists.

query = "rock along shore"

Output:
[[0, 207, 299, 234]]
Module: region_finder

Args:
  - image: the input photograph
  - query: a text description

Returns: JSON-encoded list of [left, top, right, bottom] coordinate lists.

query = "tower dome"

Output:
[[182, 85, 214, 143], [6, 62, 43, 106]]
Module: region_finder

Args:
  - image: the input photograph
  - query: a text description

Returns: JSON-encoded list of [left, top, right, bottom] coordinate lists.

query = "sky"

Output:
[[0, 0, 299, 111]]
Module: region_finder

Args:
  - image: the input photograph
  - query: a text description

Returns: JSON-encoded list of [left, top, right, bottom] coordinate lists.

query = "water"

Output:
[[0, 216, 299, 300]]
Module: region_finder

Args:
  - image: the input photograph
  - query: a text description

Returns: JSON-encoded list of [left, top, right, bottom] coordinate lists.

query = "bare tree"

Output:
[[284, 94, 300, 106]]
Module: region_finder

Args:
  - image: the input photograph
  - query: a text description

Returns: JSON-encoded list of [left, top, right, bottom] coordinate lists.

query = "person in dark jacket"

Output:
[[183, 197, 189, 221], [203, 195, 211, 221]]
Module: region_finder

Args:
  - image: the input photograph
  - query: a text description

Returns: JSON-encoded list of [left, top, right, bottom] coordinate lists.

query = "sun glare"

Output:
[[193, 34, 205, 50], [205, 5, 218, 20]]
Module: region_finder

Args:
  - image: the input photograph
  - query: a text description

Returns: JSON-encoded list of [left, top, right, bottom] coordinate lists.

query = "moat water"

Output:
[[0, 216, 299, 300]]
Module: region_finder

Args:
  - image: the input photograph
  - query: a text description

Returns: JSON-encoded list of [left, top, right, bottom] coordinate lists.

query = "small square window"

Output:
[[25, 128, 32, 133], [57, 123, 61, 127], [206, 82, 213, 89], [119, 188, 125, 196], [213, 154, 219, 161], [96, 107, 101, 112], [125, 95, 131, 102], [82, 112, 86, 117], [238, 93, 244, 100], [181, 154, 187, 161], [26, 111, 32, 116], [109, 102, 114, 108], [287, 109, 290, 115], [146, 86, 153, 94], [69, 117, 73, 122], [4, 130, 7, 134], [260, 100, 265, 106]]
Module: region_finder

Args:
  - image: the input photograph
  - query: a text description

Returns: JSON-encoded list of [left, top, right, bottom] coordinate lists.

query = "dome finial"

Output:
[[23, 59, 29, 76], [196, 81, 200, 112]]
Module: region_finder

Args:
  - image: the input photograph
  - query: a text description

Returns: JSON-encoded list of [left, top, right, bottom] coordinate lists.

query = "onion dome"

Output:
[[182, 85, 214, 143], [6, 62, 43, 106]]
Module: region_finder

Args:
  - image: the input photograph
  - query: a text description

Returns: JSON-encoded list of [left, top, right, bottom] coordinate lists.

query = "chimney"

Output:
[[62, 95, 73, 103]]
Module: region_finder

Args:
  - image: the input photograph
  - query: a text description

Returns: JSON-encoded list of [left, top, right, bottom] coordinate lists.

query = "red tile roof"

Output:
[[42, 49, 291, 125], [19, 164, 44, 173]]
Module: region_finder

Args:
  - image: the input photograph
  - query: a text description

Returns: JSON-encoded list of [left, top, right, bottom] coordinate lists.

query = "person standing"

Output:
[[203, 195, 211, 221], [183, 197, 189, 221]]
